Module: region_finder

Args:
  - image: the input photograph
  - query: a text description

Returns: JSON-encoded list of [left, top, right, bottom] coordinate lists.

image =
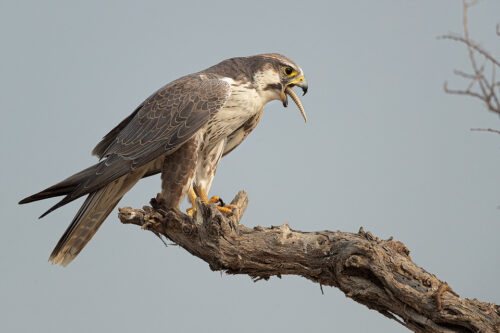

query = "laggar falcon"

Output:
[[19, 53, 308, 266]]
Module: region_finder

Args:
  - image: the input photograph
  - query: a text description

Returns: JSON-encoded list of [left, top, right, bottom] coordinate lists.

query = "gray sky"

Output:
[[1, 1, 499, 332]]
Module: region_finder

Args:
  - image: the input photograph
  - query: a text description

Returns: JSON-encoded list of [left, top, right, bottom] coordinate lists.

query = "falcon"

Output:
[[19, 53, 308, 266]]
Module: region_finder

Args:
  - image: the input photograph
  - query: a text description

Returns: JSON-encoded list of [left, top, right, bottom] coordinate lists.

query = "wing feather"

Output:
[[39, 74, 231, 216]]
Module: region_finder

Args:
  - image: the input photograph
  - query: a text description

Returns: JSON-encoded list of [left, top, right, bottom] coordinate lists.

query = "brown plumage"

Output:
[[19, 53, 308, 266]]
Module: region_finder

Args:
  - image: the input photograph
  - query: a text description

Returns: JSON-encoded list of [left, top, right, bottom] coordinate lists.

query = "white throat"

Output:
[[253, 69, 282, 104]]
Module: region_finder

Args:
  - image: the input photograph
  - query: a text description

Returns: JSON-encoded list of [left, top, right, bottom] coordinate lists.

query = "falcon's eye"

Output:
[[283, 66, 294, 76]]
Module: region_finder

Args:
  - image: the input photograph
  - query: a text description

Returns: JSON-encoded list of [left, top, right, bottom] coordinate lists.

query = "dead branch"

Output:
[[440, 0, 500, 123], [118, 191, 500, 333], [471, 127, 500, 135]]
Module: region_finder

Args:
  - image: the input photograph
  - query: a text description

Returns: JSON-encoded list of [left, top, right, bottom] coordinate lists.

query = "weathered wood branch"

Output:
[[118, 191, 500, 333]]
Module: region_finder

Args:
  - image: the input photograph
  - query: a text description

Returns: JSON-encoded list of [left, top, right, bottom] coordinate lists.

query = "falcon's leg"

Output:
[[188, 139, 236, 215], [186, 187, 197, 216], [160, 132, 203, 210]]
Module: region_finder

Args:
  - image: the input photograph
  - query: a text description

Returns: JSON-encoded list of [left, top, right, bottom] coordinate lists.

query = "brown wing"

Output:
[[35, 74, 231, 217], [98, 73, 230, 159]]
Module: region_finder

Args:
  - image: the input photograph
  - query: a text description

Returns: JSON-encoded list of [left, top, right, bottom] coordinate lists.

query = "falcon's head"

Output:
[[206, 53, 309, 122], [250, 53, 308, 122]]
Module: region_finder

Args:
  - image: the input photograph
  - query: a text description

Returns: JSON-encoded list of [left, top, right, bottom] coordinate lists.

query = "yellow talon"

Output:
[[217, 204, 237, 215], [187, 188, 197, 216], [217, 206, 233, 214], [208, 196, 220, 204], [188, 188, 197, 206], [199, 188, 209, 203], [186, 188, 234, 216], [223, 204, 238, 210]]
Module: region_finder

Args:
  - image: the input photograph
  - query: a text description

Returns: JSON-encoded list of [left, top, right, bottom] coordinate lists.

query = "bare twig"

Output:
[[453, 69, 480, 80], [444, 81, 485, 101], [439, 34, 500, 68], [471, 127, 500, 135], [118, 191, 500, 333], [440, 0, 500, 116]]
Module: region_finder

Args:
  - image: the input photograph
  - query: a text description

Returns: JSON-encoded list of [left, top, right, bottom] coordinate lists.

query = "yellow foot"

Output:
[[186, 188, 214, 216], [217, 204, 237, 215], [186, 189, 235, 216], [213, 196, 237, 215], [186, 188, 197, 216], [208, 195, 221, 204], [208, 195, 236, 214]]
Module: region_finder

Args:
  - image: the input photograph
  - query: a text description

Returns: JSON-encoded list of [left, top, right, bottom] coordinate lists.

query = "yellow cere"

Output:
[[289, 75, 305, 86]]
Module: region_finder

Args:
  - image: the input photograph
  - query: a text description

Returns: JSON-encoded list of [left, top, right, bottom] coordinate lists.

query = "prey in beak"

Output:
[[282, 76, 308, 123]]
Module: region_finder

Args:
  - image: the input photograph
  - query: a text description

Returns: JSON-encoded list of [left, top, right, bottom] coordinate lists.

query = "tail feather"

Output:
[[38, 195, 75, 219], [20, 157, 161, 266], [20, 156, 131, 218], [49, 191, 99, 261], [49, 169, 146, 266], [18, 164, 100, 205], [49, 189, 121, 266]]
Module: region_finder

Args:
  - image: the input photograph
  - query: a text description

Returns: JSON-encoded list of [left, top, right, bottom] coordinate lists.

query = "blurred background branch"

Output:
[[440, 0, 500, 128]]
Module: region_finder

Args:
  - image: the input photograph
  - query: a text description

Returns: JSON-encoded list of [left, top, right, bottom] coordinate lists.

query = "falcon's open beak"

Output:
[[282, 75, 308, 123]]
